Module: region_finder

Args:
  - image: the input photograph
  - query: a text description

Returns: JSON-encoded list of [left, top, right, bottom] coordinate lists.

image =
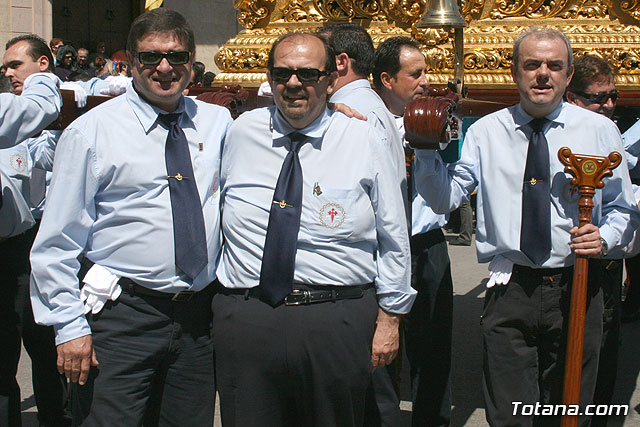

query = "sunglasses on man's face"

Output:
[[137, 51, 190, 66], [574, 89, 619, 105], [270, 67, 330, 84]]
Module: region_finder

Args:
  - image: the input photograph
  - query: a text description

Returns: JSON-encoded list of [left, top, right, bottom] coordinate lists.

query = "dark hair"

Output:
[[317, 23, 374, 78], [373, 36, 421, 90], [0, 74, 12, 93], [567, 55, 615, 94], [6, 34, 54, 72], [267, 32, 336, 74], [117, 60, 131, 76], [193, 61, 205, 84], [126, 9, 195, 56], [56, 44, 77, 66], [202, 71, 216, 87], [512, 27, 573, 76]]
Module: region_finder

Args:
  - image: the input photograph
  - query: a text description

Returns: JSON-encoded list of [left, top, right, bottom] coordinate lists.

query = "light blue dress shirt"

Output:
[[30, 83, 232, 345], [415, 102, 640, 268], [622, 119, 640, 178], [330, 80, 407, 195], [0, 73, 61, 148], [0, 131, 59, 237], [393, 115, 447, 235], [216, 106, 415, 314]]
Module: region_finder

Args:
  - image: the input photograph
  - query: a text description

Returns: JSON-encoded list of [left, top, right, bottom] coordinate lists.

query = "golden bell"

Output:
[[417, 0, 466, 28]]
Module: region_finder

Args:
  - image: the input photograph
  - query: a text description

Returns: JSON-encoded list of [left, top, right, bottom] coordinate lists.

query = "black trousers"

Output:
[[72, 286, 215, 426], [213, 285, 379, 427], [0, 225, 69, 427], [365, 228, 453, 427], [592, 260, 622, 427], [482, 264, 603, 427]]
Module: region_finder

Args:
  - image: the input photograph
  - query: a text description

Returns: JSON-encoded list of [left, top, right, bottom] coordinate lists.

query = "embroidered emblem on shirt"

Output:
[[313, 182, 323, 196], [319, 203, 345, 229], [10, 153, 26, 173], [561, 181, 580, 204]]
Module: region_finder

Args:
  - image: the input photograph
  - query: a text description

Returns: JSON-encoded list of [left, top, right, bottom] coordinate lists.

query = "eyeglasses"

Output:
[[137, 51, 190, 66], [270, 67, 330, 83], [574, 89, 619, 105]]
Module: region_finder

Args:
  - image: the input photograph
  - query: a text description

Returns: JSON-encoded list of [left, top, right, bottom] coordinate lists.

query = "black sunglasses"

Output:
[[574, 89, 619, 105], [137, 51, 190, 66], [270, 67, 330, 83]]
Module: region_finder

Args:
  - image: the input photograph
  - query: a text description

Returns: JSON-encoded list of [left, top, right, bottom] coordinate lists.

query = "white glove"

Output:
[[81, 264, 122, 314], [99, 75, 130, 96], [257, 81, 273, 97], [60, 82, 88, 108], [486, 255, 514, 288]]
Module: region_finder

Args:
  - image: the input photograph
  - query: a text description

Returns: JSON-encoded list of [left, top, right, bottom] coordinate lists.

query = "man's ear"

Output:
[[326, 70, 338, 94], [336, 52, 349, 73], [565, 90, 578, 105], [380, 72, 394, 91], [510, 63, 518, 84], [266, 69, 274, 92], [38, 55, 50, 72]]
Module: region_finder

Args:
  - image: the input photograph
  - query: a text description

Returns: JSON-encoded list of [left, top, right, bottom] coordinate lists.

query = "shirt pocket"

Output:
[[302, 188, 357, 241]]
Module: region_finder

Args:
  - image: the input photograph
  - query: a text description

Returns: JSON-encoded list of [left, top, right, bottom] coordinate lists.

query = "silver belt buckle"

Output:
[[171, 290, 196, 302], [284, 289, 311, 306]]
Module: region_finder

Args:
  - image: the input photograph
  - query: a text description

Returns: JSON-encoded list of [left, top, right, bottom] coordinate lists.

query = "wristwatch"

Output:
[[600, 237, 609, 256]]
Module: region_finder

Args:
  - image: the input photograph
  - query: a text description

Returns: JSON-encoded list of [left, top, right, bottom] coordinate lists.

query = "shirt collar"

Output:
[[271, 106, 333, 146], [126, 82, 192, 133], [514, 101, 566, 130], [331, 78, 371, 100]]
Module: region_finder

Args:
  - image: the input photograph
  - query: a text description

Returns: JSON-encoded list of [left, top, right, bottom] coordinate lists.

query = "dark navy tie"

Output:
[[520, 118, 551, 265], [259, 132, 306, 306], [30, 167, 46, 207], [159, 113, 208, 280]]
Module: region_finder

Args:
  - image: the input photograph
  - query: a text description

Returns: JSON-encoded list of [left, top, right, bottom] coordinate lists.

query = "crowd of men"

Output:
[[2, 7, 640, 427]]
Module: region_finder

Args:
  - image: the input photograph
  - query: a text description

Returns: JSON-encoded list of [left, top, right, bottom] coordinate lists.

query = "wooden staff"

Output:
[[557, 147, 622, 427]]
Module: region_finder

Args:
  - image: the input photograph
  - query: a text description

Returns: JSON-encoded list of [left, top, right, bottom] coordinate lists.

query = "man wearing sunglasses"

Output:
[[214, 32, 414, 425], [30, 9, 232, 425]]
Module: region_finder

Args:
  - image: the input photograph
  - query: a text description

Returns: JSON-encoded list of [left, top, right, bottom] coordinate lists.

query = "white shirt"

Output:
[[414, 102, 640, 268], [217, 106, 415, 314], [30, 83, 232, 345]]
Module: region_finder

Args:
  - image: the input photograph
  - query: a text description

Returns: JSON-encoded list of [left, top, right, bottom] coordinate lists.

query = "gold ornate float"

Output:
[[214, 0, 640, 90]]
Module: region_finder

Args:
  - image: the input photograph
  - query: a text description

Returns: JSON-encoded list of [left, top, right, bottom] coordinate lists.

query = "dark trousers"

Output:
[[623, 253, 640, 313], [592, 260, 622, 427], [72, 287, 215, 426], [365, 229, 453, 427], [482, 264, 603, 427], [213, 285, 378, 427], [0, 226, 69, 427]]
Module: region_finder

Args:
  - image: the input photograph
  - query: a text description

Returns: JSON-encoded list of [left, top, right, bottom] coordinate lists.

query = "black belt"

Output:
[[512, 264, 572, 278], [219, 283, 373, 306], [599, 259, 622, 270], [80, 259, 205, 302], [119, 277, 202, 302]]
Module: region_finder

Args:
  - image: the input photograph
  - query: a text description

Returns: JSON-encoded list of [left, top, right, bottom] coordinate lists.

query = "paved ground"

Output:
[[17, 233, 640, 426]]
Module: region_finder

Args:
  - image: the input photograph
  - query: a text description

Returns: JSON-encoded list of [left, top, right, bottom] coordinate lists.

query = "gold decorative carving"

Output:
[[234, 0, 277, 28], [215, 0, 640, 88]]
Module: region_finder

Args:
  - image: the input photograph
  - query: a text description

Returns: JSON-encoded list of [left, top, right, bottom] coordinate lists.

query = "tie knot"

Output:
[[289, 132, 306, 152], [159, 113, 181, 128], [529, 118, 547, 133]]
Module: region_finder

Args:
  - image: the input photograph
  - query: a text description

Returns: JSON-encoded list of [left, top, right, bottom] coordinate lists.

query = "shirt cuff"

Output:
[[377, 291, 416, 315], [53, 316, 91, 346]]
